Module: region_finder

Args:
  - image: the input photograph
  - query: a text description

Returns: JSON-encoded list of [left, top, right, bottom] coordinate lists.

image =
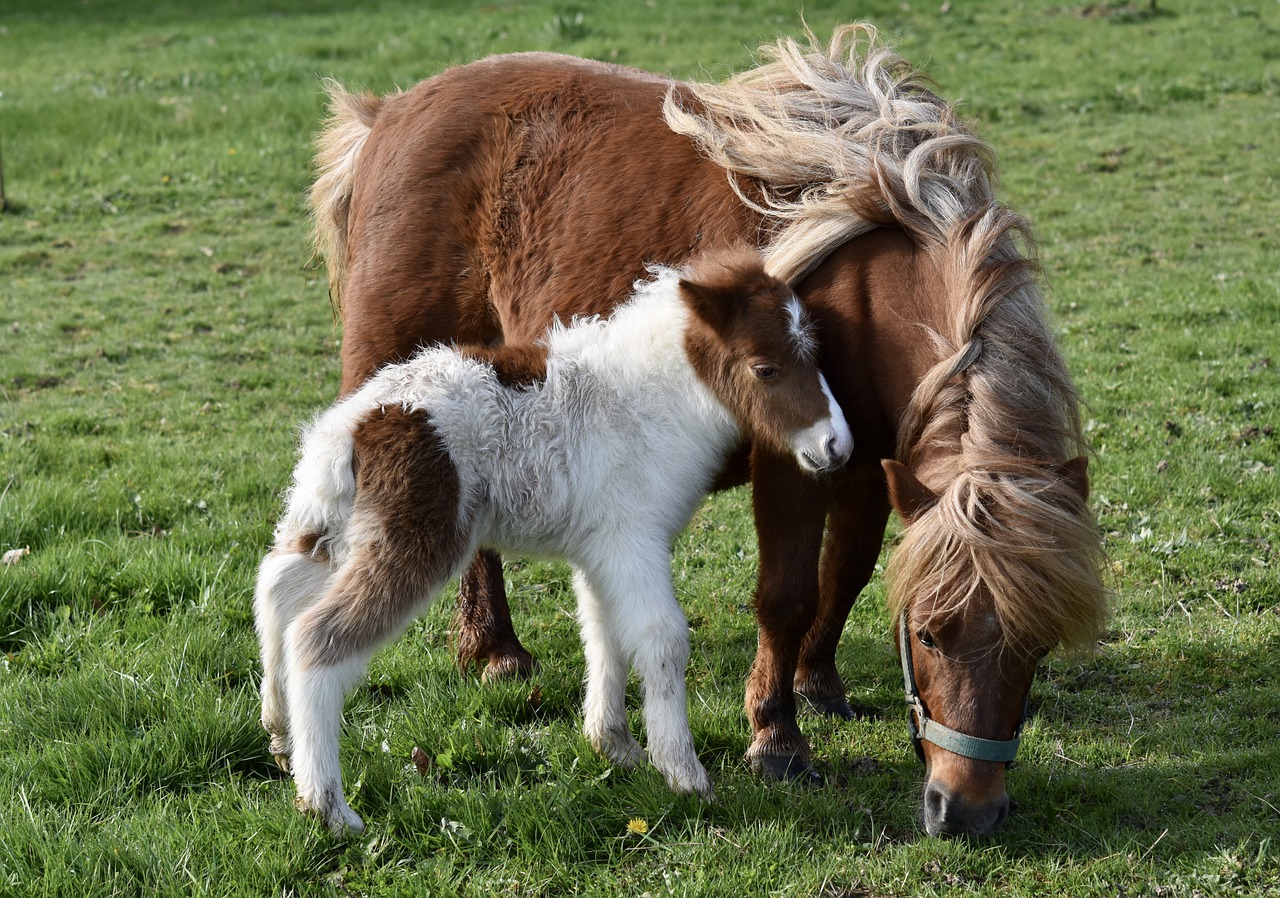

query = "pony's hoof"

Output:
[[272, 752, 292, 775], [479, 649, 539, 683], [799, 692, 857, 720], [748, 751, 823, 786]]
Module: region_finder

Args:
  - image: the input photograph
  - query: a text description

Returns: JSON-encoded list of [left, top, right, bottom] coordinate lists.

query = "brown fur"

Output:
[[680, 249, 831, 462], [292, 405, 469, 668], [457, 342, 549, 389], [308, 28, 1107, 832]]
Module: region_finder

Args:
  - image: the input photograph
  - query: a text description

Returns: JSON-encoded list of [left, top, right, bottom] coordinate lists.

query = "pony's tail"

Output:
[[309, 80, 383, 314]]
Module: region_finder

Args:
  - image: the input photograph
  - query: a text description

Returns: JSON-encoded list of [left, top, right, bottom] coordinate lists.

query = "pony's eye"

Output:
[[751, 363, 779, 380], [916, 629, 937, 650]]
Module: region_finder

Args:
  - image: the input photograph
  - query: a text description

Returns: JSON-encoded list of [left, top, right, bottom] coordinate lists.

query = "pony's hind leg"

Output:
[[254, 545, 332, 771]]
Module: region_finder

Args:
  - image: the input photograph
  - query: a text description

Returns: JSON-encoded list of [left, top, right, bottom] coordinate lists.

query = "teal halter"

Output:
[[899, 612, 1028, 765]]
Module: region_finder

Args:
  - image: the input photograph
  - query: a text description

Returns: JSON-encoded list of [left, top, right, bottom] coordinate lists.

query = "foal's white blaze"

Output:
[[792, 373, 853, 474], [785, 295, 818, 361]]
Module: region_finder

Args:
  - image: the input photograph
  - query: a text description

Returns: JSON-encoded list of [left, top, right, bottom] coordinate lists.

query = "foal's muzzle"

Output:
[[795, 376, 853, 474]]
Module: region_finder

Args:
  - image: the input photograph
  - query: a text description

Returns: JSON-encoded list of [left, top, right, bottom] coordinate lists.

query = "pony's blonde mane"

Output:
[[666, 24, 1107, 653]]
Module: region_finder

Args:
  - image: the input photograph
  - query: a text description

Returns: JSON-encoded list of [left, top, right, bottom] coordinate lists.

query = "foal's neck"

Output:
[[548, 285, 737, 439]]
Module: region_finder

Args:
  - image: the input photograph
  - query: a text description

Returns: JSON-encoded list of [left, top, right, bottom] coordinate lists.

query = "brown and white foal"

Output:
[[254, 249, 852, 834]]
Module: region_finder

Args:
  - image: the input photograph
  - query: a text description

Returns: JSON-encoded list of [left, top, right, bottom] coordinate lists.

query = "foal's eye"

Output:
[[751, 363, 780, 380], [916, 629, 937, 650]]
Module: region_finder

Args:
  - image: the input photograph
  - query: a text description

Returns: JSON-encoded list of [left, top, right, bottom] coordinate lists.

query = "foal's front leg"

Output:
[[574, 568, 645, 768], [578, 550, 711, 798]]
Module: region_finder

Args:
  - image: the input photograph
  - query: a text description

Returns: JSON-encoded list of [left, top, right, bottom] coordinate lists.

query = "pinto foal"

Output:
[[254, 250, 853, 834]]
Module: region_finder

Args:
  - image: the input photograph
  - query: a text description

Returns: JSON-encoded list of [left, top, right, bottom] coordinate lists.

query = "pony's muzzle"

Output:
[[922, 779, 1009, 837]]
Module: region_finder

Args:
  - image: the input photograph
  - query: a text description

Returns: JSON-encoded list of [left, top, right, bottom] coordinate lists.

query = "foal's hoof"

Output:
[[295, 793, 366, 838], [268, 734, 293, 773], [665, 764, 714, 801], [748, 752, 824, 787]]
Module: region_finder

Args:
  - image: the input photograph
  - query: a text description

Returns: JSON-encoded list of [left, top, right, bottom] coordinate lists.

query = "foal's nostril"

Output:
[[825, 431, 851, 464]]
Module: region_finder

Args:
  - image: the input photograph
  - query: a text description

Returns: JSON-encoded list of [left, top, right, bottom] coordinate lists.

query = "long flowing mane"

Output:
[[666, 24, 1107, 652]]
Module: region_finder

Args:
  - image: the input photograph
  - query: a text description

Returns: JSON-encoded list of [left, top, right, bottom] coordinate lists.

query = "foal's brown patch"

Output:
[[293, 405, 471, 668], [457, 342, 549, 388]]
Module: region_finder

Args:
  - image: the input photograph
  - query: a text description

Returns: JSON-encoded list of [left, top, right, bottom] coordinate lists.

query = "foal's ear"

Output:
[[1057, 455, 1090, 503], [679, 278, 740, 333], [882, 459, 938, 523]]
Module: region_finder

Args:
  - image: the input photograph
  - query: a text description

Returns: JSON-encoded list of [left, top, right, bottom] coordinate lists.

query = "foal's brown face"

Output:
[[679, 251, 852, 474]]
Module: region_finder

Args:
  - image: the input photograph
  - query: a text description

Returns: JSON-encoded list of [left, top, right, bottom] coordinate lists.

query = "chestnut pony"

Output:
[[309, 25, 1108, 836]]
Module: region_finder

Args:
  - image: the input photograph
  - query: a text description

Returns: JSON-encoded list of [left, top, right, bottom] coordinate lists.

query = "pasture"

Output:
[[1, 0, 1277, 895]]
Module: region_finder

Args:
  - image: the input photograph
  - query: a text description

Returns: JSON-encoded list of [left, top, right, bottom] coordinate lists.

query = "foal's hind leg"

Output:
[[285, 404, 473, 835], [285, 546, 455, 836], [254, 547, 332, 771]]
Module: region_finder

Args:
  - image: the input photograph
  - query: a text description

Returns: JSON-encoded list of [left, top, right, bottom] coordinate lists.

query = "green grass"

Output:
[[2, 1, 1278, 895]]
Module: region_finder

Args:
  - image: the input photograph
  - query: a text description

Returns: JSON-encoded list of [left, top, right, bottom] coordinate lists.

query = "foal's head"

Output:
[[679, 248, 852, 474]]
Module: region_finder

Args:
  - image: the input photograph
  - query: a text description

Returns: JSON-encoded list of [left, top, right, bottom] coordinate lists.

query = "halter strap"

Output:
[[899, 612, 1028, 765]]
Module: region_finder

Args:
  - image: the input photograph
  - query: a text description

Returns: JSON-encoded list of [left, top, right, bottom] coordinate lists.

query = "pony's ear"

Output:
[[882, 459, 938, 523], [679, 278, 740, 333], [1057, 455, 1090, 503]]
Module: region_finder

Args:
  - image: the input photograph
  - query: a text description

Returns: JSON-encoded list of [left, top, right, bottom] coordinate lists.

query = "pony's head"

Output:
[[884, 454, 1104, 835], [679, 247, 852, 475], [880, 213, 1110, 838]]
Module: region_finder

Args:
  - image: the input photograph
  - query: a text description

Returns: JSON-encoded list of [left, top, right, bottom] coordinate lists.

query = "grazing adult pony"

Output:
[[255, 251, 853, 835], [309, 24, 1108, 836]]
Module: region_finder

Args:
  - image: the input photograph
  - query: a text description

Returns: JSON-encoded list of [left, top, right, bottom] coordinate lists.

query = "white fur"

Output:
[[254, 266, 850, 834]]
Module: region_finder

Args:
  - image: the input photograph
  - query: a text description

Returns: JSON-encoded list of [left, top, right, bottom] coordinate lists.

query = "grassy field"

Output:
[[2, 1, 1278, 895]]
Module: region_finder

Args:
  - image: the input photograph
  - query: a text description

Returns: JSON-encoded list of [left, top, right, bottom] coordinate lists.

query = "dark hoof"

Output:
[[480, 650, 539, 683], [749, 752, 824, 786], [798, 692, 857, 720]]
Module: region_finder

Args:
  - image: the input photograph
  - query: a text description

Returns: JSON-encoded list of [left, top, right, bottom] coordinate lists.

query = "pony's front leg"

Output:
[[744, 448, 828, 782], [254, 548, 333, 772], [794, 468, 892, 719], [580, 551, 711, 799], [574, 568, 645, 768]]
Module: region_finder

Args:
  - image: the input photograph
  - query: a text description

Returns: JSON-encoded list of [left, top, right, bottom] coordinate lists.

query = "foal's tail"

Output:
[[309, 80, 383, 314], [275, 397, 370, 559]]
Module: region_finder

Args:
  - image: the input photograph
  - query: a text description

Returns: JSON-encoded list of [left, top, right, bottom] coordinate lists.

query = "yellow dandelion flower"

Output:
[[626, 817, 648, 835]]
